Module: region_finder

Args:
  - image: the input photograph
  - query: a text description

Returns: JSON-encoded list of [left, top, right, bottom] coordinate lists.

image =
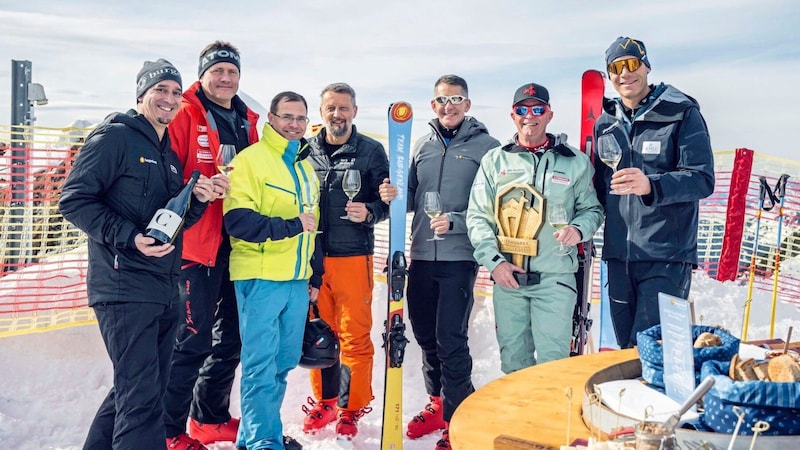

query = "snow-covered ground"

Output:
[[0, 272, 798, 450]]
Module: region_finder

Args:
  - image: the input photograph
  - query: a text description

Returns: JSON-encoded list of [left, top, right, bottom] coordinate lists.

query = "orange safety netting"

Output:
[[2, 125, 800, 337]]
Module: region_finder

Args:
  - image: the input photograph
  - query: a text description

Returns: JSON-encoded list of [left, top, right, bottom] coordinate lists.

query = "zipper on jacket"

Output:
[[432, 132, 450, 261], [113, 254, 118, 270], [528, 155, 550, 272]]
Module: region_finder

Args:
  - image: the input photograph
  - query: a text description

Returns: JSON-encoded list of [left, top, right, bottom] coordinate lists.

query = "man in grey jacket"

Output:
[[594, 37, 714, 349], [380, 75, 499, 449]]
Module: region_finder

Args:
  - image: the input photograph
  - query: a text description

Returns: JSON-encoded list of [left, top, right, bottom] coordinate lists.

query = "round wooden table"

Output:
[[449, 349, 639, 449]]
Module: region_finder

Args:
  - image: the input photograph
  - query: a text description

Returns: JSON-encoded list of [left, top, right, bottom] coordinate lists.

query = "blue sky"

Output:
[[1, 0, 799, 158]]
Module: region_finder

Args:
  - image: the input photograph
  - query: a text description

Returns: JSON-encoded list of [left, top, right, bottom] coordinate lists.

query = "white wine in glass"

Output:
[[216, 144, 237, 197], [596, 135, 625, 195], [302, 182, 322, 235], [548, 202, 571, 256], [340, 169, 361, 220], [216, 144, 236, 176], [424, 191, 445, 241]]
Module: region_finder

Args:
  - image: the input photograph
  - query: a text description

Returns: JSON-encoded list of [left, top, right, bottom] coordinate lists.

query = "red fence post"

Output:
[[717, 148, 754, 281]]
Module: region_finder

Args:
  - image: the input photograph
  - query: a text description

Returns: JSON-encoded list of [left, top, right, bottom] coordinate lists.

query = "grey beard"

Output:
[[330, 123, 348, 137]]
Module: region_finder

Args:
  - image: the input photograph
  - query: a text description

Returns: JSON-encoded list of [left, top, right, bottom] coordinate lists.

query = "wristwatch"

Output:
[[365, 211, 374, 223]]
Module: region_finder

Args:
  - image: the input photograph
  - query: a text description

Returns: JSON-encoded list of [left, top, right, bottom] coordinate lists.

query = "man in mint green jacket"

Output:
[[466, 82, 603, 374]]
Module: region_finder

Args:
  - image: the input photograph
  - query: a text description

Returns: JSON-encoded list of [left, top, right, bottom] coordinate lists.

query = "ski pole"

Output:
[[742, 177, 770, 341], [769, 174, 790, 338]]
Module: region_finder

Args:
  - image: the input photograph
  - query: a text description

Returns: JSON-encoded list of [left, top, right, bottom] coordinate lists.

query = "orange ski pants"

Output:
[[310, 255, 374, 411]]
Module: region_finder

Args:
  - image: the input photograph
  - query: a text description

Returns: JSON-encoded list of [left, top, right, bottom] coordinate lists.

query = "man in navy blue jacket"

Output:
[[593, 37, 715, 348]]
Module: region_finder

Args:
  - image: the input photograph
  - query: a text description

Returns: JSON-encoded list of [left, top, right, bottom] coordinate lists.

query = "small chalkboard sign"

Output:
[[658, 292, 695, 405]]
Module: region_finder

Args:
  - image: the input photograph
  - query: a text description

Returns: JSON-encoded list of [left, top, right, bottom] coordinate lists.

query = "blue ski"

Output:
[[381, 101, 412, 450]]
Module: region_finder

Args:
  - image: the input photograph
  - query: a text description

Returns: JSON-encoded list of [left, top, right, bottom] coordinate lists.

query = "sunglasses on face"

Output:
[[607, 57, 642, 75], [513, 105, 548, 116], [433, 95, 467, 105]]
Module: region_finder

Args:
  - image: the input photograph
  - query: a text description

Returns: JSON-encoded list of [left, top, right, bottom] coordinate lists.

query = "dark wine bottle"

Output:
[[145, 169, 201, 244]]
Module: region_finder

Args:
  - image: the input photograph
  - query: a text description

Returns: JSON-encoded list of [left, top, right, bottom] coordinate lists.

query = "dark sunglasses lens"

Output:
[[514, 106, 527, 116], [449, 96, 464, 105]]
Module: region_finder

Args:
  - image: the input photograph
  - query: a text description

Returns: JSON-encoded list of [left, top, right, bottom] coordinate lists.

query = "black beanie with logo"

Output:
[[136, 59, 182, 100]]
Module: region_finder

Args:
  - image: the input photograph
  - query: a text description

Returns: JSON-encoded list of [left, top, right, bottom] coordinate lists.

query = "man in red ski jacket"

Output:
[[163, 40, 261, 450]]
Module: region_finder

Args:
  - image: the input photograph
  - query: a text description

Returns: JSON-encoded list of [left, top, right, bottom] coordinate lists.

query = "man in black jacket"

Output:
[[594, 37, 714, 348], [301, 82, 389, 440], [59, 59, 215, 450]]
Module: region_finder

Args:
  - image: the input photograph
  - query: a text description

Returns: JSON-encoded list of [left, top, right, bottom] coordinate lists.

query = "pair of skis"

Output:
[[571, 70, 604, 356]]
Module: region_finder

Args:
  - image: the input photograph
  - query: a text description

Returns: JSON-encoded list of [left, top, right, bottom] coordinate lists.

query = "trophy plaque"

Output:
[[494, 183, 545, 267]]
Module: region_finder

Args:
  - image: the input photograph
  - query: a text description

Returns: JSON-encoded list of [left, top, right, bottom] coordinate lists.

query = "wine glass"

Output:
[[216, 144, 237, 198], [597, 135, 624, 195], [424, 191, 445, 241], [302, 182, 322, 235], [548, 202, 571, 256], [340, 169, 361, 220]]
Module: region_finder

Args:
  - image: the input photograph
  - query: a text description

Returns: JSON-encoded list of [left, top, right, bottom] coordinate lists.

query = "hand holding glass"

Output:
[[597, 136, 625, 195], [216, 144, 236, 198], [302, 183, 322, 235], [341, 169, 361, 220], [548, 202, 571, 256], [424, 191, 445, 241]]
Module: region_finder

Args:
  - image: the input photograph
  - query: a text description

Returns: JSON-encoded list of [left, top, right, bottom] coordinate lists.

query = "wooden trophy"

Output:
[[494, 184, 545, 267]]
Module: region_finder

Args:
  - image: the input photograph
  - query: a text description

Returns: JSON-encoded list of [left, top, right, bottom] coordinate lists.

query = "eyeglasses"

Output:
[[433, 95, 467, 105], [273, 113, 309, 125], [607, 58, 642, 75], [513, 105, 548, 116]]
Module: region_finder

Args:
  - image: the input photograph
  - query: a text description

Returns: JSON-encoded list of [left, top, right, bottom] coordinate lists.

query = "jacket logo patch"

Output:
[[551, 175, 570, 185], [197, 135, 209, 148], [642, 141, 661, 155], [140, 157, 157, 165], [197, 125, 207, 132], [196, 148, 214, 163], [498, 168, 525, 176]]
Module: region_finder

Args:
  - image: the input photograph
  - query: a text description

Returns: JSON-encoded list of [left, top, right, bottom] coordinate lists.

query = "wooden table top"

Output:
[[449, 349, 639, 449]]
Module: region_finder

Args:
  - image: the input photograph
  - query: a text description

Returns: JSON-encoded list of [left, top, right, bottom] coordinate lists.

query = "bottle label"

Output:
[[146, 208, 183, 240]]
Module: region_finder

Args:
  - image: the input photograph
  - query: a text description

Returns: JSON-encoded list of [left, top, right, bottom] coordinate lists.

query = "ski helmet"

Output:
[[299, 307, 340, 369]]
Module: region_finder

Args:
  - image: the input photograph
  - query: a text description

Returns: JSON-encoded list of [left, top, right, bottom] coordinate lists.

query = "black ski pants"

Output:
[[163, 256, 241, 437], [607, 260, 692, 349], [84, 301, 178, 450], [406, 260, 478, 422]]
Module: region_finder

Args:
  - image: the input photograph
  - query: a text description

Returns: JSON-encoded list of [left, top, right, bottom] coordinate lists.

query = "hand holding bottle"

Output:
[[134, 233, 175, 257], [192, 175, 217, 203]]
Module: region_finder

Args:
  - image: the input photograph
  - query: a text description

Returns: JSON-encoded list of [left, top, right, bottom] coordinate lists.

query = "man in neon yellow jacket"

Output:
[[223, 91, 320, 450], [466, 82, 603, 374]]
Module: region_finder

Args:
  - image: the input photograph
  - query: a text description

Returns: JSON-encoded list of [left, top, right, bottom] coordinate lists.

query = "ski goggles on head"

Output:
[[433, 95, 467, 105], [607, 57, 643, 75], [513, 105, 548, 116]]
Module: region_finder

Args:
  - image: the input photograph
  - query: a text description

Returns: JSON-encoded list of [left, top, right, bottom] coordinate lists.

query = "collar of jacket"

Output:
[[261, 123, 310, 162], [501, 133, 575, 157], [182, 80, 250, 118], [426, 116, 486, 145], [308, 124, 361, 155]]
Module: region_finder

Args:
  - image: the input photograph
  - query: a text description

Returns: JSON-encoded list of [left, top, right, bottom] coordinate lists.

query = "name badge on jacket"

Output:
[[642, 141, 661, 155]]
